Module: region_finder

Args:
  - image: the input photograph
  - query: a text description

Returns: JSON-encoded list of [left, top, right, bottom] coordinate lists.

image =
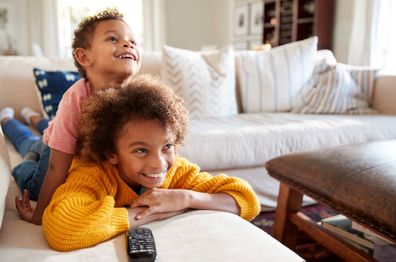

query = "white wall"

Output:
[[1, 0, 358, 58], [332, 0, 356, 63], [162, 0, 232, 50], [0, 0, 29, 55]]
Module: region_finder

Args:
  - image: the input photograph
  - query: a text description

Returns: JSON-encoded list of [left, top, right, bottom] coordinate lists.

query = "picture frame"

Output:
[[233, 4, 249, 36], [249, 2, 263, 35]]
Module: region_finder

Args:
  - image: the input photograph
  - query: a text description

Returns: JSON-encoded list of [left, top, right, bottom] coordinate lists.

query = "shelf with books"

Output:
[[321, 214, 375, 255], [262, 0, 334, 50]]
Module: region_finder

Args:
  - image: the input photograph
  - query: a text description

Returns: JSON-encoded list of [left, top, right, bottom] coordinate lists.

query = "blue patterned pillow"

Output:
[[33, 68, 81, 119]]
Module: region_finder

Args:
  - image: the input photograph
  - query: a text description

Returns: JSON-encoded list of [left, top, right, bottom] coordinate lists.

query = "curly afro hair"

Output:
[[72, 8, 125, 78], [77, 74, 189, 163]]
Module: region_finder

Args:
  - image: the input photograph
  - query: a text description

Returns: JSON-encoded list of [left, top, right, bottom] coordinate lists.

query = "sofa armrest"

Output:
[[372, 75, 396, 115], [0, 128, 11, 229]]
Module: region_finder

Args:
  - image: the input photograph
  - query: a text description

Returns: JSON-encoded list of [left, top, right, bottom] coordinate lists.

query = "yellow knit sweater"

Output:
[[42, 157, 260, 251]]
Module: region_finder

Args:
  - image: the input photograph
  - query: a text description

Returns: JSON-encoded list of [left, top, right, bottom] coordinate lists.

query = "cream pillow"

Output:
[[161, 45, 237, 118], [237, 37, 318, 113], [292, 63, 379, 114]]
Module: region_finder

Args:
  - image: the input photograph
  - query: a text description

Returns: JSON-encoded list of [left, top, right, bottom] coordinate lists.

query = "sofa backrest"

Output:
[[0, 51, 394, 118], [0, 53, 161, 121]]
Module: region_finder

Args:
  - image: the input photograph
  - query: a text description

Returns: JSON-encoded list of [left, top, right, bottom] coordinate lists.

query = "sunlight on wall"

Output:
[[56, 0, 142, 58]]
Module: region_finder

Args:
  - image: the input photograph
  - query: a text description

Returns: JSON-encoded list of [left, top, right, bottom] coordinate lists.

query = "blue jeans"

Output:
[[1, 118, 49, 156], [1, 118, 50, 200], [35, 118, 50, 134], [12, 141, 50, 200]]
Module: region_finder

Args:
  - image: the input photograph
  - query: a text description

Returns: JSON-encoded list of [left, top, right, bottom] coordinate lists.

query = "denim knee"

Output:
[[11, 146, 50, 200]]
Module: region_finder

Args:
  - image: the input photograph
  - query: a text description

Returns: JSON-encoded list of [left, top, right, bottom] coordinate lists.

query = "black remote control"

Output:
[[126, 227, 157, 262]]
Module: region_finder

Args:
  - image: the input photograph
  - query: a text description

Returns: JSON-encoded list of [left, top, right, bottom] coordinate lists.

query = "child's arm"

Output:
[[128, 207, 185, 228], [131, 157, 261, 221], [132, 189, 241, 220], [15, 149, 73, 225]]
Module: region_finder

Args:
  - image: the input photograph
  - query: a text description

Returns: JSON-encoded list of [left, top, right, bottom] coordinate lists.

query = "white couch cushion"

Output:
[[178, 113, 396, 171], [237, 37, 318, 113], [0, 210, 303, 261], [161, 45, 237, 118]]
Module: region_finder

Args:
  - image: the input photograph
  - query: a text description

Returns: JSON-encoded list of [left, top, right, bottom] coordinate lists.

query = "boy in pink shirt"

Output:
[[12, 8, 142, 224]]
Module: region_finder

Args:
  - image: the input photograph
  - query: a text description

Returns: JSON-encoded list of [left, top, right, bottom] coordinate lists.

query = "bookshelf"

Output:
[[263, 0, 334, 50]]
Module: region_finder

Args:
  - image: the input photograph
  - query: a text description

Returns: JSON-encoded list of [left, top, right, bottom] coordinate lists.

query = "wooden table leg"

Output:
[[273, 182, 303, 249]]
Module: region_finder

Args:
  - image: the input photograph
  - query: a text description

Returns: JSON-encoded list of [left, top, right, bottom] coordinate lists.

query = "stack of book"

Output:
[[321, 214, 374, 254], [320, 214, 395, 260]]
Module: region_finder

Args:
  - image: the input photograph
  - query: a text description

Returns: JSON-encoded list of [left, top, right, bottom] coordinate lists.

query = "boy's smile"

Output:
[[108, 119, 176, 189]]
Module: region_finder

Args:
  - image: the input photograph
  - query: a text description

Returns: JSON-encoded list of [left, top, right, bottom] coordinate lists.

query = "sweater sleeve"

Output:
[[166, 157, 261, 221], [42, 161, 129, 251]]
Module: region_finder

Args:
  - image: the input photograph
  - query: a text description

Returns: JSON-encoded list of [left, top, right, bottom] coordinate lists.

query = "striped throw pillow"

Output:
[[237, 37, 318, 113], [161, 45, 237, 119], [291, 63, 379, 114]]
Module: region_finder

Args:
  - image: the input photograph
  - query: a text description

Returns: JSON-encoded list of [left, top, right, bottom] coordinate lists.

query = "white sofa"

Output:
[[0, 50, 395, 261], [0, 54, 307, 261]]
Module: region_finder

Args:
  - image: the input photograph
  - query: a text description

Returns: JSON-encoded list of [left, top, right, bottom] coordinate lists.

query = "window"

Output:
[[56, 0, 142, 58], [377, 0, 396, 74]]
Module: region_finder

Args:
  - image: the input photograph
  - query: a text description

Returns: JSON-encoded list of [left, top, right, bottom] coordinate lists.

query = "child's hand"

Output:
[[131, 188, 190, 220], [128, 207, 184, 227], [15, 189, 35, 223]]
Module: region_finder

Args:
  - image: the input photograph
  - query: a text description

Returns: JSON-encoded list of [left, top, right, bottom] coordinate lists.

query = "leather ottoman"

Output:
[[266, 140, 396, 261]]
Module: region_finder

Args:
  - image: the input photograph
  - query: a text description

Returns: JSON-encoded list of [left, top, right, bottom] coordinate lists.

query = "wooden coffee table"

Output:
[[266, 140, 396, 261]]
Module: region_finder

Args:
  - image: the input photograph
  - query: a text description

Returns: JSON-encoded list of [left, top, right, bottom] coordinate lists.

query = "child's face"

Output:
[[85, 19, 141, 79], [108, 119, 176, 189]]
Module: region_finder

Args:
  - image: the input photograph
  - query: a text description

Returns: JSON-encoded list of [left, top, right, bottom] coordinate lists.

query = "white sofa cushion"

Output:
[[161, 45, 237, 118], [178, 113, 396, 171], [237, 37, 318, 113], [0, 209, 303, 261]]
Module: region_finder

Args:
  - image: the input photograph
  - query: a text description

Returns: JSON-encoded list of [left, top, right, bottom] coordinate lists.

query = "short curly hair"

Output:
[[72, 8, 125, 78], [77, 75, 189, 163]]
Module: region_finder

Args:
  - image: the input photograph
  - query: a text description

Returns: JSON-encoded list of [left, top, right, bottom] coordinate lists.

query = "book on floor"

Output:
[[320, 214, 375, 253], [352, 221, 393, 246]]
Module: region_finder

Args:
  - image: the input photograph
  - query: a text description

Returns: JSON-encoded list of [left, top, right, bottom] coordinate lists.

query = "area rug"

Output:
[[252, 203, 342, 262]]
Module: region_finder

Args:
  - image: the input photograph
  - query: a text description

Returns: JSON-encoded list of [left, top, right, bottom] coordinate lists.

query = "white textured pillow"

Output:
[[292, 63, 379, 114], [237, 37, 318, 113], [343, 64, 379, 106], [161, 45, 237, 118]]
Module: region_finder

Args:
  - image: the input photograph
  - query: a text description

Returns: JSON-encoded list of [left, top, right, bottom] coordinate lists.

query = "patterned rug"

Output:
[[252, 203, 342, 262]]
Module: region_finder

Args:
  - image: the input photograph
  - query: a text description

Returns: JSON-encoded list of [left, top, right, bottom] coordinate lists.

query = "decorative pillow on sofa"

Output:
[[33, 68, 81, 119], [237, 36, 318, 113], [291, 63, 379, 114], [161, 45, 237, 118]]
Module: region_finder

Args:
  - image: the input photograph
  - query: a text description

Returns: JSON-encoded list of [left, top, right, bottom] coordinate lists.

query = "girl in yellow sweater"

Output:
[[42, 75, 260, 251]]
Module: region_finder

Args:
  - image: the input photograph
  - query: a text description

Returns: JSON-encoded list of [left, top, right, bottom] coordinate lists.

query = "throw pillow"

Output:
[[237, 36, 318, 113], [342, 64, 379, 106], [161, 45, 237, 118], [291, 63, 379, 114], [33, 68, 80, 119]]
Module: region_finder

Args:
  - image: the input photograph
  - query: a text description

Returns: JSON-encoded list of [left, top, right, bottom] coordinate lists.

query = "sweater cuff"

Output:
[[111, 207, 130, 232], [225, 191, 261, 221]]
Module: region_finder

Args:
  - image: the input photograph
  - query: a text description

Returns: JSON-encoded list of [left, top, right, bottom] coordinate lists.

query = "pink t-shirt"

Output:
[[43, 79, 92, 154]]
